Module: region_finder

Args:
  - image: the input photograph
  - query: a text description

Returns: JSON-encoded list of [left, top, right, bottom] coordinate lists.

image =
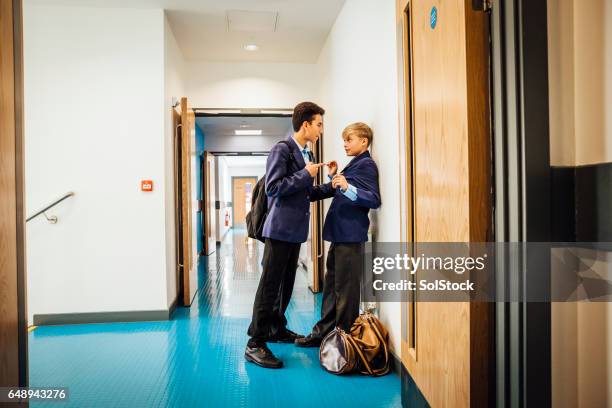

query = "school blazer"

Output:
[[262, 137, 314, 243], [310, 151, 381, 243]]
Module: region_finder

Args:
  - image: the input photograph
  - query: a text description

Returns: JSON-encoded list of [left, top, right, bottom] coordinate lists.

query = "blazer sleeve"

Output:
[[352, 160, 382, 209], [310, 182, 335, 202], [265, 143, 313, 198]]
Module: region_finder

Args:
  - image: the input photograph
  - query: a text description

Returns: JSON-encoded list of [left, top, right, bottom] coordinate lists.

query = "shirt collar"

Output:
[[291, 136, 309, 152]]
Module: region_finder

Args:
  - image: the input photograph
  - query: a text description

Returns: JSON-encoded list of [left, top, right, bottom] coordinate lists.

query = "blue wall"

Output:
[[195, 124, 205, 255]]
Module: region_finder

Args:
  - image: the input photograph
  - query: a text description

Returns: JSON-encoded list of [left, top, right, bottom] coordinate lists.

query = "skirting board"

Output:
[[34, 297, 178, 326], [401, 364, 431, 407]]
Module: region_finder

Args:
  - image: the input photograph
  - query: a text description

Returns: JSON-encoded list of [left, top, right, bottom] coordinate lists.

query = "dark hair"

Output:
[[292, 102, 325, 132]]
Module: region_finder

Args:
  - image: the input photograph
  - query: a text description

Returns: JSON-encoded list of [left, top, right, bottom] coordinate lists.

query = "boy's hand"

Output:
[[305, 162, 325, 177], [332, 175, 349, 191], [327, 161, 338, 176]]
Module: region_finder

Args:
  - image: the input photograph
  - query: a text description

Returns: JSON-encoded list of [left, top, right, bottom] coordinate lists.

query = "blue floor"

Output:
[[29, 230, 401, 407]]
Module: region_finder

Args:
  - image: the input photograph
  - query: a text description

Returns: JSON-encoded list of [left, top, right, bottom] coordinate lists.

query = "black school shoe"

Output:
[[244, 343, 283, 369], [294, 334, 322, 348], [269, 328, 305, 343]]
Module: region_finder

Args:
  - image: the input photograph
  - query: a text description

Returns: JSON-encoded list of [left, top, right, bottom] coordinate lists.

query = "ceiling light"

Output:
[[235, 129, 262, 136], [244, 44, 259, 51], [260, 109, 293, 115]]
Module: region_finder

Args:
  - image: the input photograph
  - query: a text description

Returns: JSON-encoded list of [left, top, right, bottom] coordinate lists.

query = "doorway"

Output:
[[195, 110, 325, 293], [231, 177, 257, 228]]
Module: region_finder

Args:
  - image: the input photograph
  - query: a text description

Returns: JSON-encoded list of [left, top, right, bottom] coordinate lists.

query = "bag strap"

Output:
[[345, 333, 375, 375], [277, 140, 297, 164], [350, 315, 390, 376], [366, 315, 390, 376]]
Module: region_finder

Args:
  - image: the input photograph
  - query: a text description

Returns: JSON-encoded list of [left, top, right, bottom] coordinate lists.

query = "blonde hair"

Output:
[[342, 122, 373, 146]]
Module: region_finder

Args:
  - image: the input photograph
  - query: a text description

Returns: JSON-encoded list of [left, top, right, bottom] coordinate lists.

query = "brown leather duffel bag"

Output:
[[349, 312, 390, 376], [319, 328, 358, 375], [319, 312, 390, 376]]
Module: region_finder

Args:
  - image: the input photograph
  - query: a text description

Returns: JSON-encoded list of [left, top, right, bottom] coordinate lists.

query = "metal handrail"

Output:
[[26, 192, 75, 223]]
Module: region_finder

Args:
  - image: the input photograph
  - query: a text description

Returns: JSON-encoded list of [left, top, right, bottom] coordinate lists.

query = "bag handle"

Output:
[[359, 314, 390, 376]]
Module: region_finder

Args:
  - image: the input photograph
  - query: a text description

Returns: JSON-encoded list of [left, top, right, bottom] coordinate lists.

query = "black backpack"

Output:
[[246, 141, 297, 242]]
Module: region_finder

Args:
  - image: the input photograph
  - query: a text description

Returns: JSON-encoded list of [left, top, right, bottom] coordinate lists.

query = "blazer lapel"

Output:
[[341, 151, 371, 174]]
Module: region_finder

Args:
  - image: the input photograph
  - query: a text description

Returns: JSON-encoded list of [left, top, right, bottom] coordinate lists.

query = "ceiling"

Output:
[[28, 0, 346, 63], [195, 115, 292, 138]]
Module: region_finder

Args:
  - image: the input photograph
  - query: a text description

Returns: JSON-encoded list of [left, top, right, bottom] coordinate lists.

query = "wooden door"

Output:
[[203, 152, 216, 254], [399, 0, 492, 407], [231, 177, 257, 228], [1, 0, 27, 388], [308, 139, 324, 292], [179, 97, 198, 306]]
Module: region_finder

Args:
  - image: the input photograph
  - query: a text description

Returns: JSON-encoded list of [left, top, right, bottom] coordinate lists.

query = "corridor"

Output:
[[28, 230, 401, 407]]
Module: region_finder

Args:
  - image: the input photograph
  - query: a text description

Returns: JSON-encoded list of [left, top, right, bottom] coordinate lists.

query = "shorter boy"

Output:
[[295, 122, 381, 347]]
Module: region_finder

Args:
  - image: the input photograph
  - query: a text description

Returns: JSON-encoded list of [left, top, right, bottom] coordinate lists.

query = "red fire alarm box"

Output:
[[141, 180, 153, 192]]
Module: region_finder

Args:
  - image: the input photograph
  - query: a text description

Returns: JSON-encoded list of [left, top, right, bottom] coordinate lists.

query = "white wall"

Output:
[[549, 0, 612, 166], [24, 4, 168, 322], [164, 13, 185, 307], [315, 0, 402, 352], [216, 157, 230, 240], [227, 165, 266, 181], [184, 62, 319, 109], [548, 1, 612, 405], [204, 134, 285, 153]]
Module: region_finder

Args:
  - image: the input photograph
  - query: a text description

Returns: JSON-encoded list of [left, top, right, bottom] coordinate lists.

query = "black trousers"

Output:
[[311, 242, 364, 339], [247, 238, 301, 344]]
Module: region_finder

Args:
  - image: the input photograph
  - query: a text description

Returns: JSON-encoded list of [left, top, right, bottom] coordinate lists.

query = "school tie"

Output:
[[301, 148, 311, 164]]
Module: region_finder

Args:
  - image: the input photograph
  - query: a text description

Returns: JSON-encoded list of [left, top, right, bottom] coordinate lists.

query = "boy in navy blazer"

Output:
[[295, 122, 381, 347], [245, 102, 326, 369]]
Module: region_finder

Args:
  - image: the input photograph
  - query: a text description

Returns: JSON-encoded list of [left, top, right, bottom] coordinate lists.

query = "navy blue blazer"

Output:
[[262, 137, 314, 243], [311, 151, 381, 243]]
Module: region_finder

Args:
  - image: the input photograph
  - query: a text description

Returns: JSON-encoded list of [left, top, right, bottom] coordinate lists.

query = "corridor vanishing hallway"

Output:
[[28, 230, 401, 407]]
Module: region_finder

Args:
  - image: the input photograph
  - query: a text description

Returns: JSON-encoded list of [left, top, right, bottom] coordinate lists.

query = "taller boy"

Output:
[[245, 102, 325, 369]]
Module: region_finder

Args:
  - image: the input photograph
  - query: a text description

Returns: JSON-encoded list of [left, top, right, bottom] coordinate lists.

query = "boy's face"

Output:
[[302, 114, 323, 144], [343, 133, 369, 156]]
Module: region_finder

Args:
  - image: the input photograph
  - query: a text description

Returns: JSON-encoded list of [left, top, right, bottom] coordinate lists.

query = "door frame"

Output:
[[177, 97, 198, 306], [1, 0, 28, 388], [491, 0, 552, 406], [202, 151, 216, 255], [230, 176, 258, 229], [195, 109, 325, 292]]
